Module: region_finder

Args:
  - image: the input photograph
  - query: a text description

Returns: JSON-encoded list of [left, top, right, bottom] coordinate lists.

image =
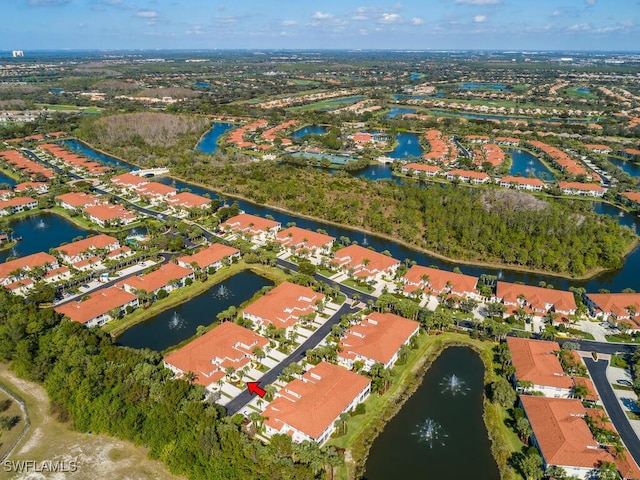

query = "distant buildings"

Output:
[[55, 286, 138, 327], [177, 243, 240, 271]]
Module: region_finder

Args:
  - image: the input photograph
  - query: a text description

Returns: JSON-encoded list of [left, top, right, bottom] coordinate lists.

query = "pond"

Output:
[[116, 270, 272, 352], [0, 212, 91, 263], [608, 156, 640, 178], [459, 83, 506, 91], [386, 132, 424, 160], [364, 347, 500, 480], [196, 122, 234, 154], [506, 148, 555, 180], [0, 171, 16, 187], [386, 108, 417, 119], [292, 125, 328, 138]]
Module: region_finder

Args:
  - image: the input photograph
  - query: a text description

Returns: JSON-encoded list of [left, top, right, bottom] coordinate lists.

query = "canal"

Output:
[[63, 140, 640, 293], [364, 347, 499, 480], [116, 270, 272, 352], [608, 156, 640, 178], [0, 212, 91, 263], [0, 170, 16, 187], [196, 122, 234, 153]]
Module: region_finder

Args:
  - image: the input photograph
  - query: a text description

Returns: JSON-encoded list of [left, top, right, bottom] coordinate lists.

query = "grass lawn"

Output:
[[0, 384, 27, 461], [35, 104, 102, 113], [0, 364, 178, 480], [0, 165, 24, 183], [605, 335, 640, 344], [626, 411, 640, 421], [611, 354, 629, 369], [105, 261, 288, 337], [327, 332, 518, 480], [612, 384, 634, 392], [342, 278, 375, 294]]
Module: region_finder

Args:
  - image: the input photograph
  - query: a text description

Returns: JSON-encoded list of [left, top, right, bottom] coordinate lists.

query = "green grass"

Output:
[[0, 165, 25, 183], [563, 87, 598, 100], [611, 354, 629, 369], [605, 334, 640, 344], [626, 411, 640, 421], [35, 104, 102, 113], [342, 278, 375, 294], [0, 384, 27, 461], [288, 96, 363, 112], [612, 384, 634, 392]]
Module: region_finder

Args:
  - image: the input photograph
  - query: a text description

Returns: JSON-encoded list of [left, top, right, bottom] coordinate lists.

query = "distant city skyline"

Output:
[[5, 0, 640, 52]]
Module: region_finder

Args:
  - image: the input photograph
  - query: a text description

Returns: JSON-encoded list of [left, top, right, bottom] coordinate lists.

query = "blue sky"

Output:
[[4, 0, 640, 51]]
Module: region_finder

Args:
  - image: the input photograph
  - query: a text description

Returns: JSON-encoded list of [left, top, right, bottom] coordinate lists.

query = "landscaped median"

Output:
[[104, 260, 289, 338], [327, 331, 520, 480]]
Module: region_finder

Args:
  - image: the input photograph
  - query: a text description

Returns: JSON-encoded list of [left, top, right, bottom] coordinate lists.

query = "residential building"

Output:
[[135, 182, 177, 202], [243, 281, 324, 332], [14, 182, 49, 194], [221, 213, 281, 240], [338, 312, 419, 370], [118, 263, 194, 296], [110, 173, 148, 190], [276, 227, 335, 255], [163, 322, 269, 389], [521, 396, 640, 480], [0, 252, 58, 286], [401, 265, 479, 299], [332, 245, 400, 281], [506, 337, 573, 397], [55, 286, 139, 328], [400, 163, 441, 177], [620, 191, 640, 207], [42, 266, 71, 284], [177, 243, 240, 271], [499, 176, 545, 192], [4, 278, 34, 296], [584, 293, 640, 330], [0, 197, 37, 216], [446, 169, 490, 184], [583, 144, 612, 154], [558, 181, 605, 198], [263, 362, 370, 445], [0, 150, 55, 180], [496, 282, 577, 317], [166, 192, 212, 212], [55, 192, 103, 210], [84, 204, 137, 227], [54, 234, 120, 264]]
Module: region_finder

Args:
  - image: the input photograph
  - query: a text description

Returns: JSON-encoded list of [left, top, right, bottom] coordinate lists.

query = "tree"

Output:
[[598, 461, 620, 480], [517, 450, 544, 480], [490, 378, 516, 407], [515, 417, 532, 443]]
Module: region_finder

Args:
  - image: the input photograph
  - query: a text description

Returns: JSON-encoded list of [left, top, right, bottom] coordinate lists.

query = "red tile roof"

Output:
[[333, 245, 399, 278], [221, 213, 280, 234], [0, 197, 37, 211], [402, 163, 441, 174], [55, 192, 102, 208], [263, 362, 370, 440], [84, 204, 136, 222], [243, 281, 324, 329], [55, 234, 119, 259], [166, 192, 211, 209], [177, 243, 239, 269], [500, 176, 545, 187], [558, 181, 604, 193], [55, 286, 137, 325], [521, 396, 612, 470], [164, 322, 269, 387], [621, 191, 640, 204], [497, 281, 577, 314], [506, 337, 573, 389], [339, 312, 419, 366], [402, 265, 478, 296], [276, 227, 335, 251], [0, 252, 57, 281], [135, 182, 177, 198], [447, 169, 489, 180], [586, 293, 640, 325], [120, 263, 193, 293], [110, 173, 148, 187]]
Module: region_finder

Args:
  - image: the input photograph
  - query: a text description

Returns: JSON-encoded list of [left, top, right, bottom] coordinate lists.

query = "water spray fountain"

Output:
[[413, 418, 447, 448]]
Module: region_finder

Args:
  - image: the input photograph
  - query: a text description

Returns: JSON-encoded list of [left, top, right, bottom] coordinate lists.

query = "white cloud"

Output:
[[136, 10, 160, 25], [379, 13, 402, 24], [353, 6, 369, 20], [281, 20, 297, 26], [473, 14, 487, 23], [455, 0, 500, 4], [27, 0, 70, 5], [312, 11, 333, 20], [186, 25, 206, 35], [411, 17, 424, 26], [585, 0, 596, 5]]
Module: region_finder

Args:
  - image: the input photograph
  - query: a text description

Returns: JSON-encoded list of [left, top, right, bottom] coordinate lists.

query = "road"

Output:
[[584, 357, 640, 467], [225, 302, 355, 415]]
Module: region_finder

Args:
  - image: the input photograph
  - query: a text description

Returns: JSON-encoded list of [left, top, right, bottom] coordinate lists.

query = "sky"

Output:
[[4, 0, 640, 52]]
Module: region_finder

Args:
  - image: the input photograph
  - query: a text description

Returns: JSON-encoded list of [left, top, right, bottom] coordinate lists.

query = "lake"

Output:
[[116, 271, 272, 352], [507, 148, 555, 180], [0, 171, 16, 187], [60, 139, 127, 169], [386, 108, 417, 119], [364, 347, 500, 480], [0, 212, 91, 263], [196, 122, 234, 153], [386, 132, 424, 159], [459, 83, 506, 91]]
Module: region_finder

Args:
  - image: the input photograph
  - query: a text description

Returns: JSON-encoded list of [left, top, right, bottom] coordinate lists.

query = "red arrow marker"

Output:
[[247, 381, 266, 398]]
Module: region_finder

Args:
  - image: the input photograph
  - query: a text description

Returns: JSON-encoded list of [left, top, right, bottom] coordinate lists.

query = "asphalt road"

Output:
[[225, 302, 355, 415], [584, 357, 640, 467]]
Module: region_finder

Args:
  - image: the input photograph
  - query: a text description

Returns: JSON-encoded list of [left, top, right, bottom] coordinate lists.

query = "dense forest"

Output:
[[0, 291, 336, 479], [168, 161, 635, 277]]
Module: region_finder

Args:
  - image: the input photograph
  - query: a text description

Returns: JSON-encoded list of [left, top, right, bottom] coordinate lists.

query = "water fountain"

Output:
[[412, 418, 447, 448], [168, 311, 184, 330], [213, 284, 232, 299], [35, 219, 47, 229], [362, 235, 369, 246], [440, 374, 468, 395]]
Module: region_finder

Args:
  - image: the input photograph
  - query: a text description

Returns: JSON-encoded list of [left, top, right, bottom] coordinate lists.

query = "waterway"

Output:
[[292, 125, 328, 138], [0, 212, 90, 262], [386, 132, 424, 160], [0, 171, 16, 187], [116, 271, 272, 352], [608, 156, 640, 178], [60, 139, 127, 169], [70, 140, 640, 293], [196, 122, 234, 153], [506, 148, 555, 180], [364, 347, 499, 480]]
